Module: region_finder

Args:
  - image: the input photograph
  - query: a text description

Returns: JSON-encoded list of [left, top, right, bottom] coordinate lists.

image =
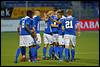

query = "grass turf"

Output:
[[1, 31, 99, 66]]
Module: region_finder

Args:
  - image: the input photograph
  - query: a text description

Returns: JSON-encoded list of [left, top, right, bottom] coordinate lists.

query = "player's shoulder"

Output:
[[19, 17, 25, 22], [33, 15, 41, 21], [66, 16, 77, 21], [62, 15, 66, 19], [24, 16, 31, 21], [25, 16, 30, 19], [60, 15, 66, 20], [51, 15, 57, 19], [72, 16, 78, 21], [33, 15, 37, 18]]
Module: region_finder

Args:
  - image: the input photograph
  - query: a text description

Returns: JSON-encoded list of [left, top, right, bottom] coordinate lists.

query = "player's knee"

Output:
[[44, 44, 48, 48], [65, 45, 69, 48], [37, 41, 41, 45], [20, 46, 26, 48], [53, 42, 56, 45], [71, 45, 75, 49]]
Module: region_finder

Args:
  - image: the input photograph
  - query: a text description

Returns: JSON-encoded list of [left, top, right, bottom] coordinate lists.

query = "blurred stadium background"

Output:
[[1, 1, 99, 32], [1, 1, 99, 66]]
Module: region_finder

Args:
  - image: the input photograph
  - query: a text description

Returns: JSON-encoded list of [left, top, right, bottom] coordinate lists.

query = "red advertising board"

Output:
[[79, 19, 99, 31]]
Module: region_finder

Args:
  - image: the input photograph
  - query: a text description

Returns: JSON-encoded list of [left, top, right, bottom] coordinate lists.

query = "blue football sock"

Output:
[[36, 44, 40, 49], [71, 48, 75, 61], [65, 48, 70, 61], [30, 47, 36, 61], [29, 48, 32, 60], [48, 46, 53, 57], [43, 47, 46, 58], [35, 48, 37, 58], [54, 46, 59, 56], [68, 49, 70, 60], [59, 46, 63, 60], [15, 47, 21, 62], [21, 47, 26, 56], [62, 46, 64, 57]]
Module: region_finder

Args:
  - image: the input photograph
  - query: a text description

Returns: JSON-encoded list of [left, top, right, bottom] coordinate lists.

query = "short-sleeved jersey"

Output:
[[19, 16, 34, 35], [33, 15, 41, 34], [50, 15, 59, 33], [44, 18, 52, 34], [62, 16, 78, 35]]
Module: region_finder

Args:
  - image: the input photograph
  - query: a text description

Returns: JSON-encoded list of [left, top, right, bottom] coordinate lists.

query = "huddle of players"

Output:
[[42, 9, 80, 62], [15, 8, 80, 63]]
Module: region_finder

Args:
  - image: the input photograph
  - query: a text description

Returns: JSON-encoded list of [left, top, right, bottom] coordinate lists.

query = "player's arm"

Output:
[[17, 25, 20, 35], [61, 19, 65, 31], [31, 27, 37, 39], [62, 26, 64, 31], [50, 17, 61, 24], [25, 24, 31, 33], [76, 22, 80, 36], [25, 24, 36, 38], [51, 23, 58, 28]]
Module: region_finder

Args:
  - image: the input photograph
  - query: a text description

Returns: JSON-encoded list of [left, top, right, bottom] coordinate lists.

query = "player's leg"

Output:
[[48, 34, 53, 59], [19, 35, 26, 62], [48, 44, 54, 59], [43, 33, 49, 60], [70, 35, 76, 62], [58, 35, 64, 61], [29, 45, 37, 62], [64, 35, 70, 62], [20, 46, 26, 62], [36, 33, 41, 49], [53, 34, 59, 60], [34, 34, 41, 59], [14, 47, 21, 63], [26, 35, 37, 62]]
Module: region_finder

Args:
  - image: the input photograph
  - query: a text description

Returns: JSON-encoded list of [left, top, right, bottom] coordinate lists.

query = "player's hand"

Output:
[[31, 32, 37, 38], [77, 32, 80, 37], [35, 36, 38, 41], [62, 26, 64, 31]]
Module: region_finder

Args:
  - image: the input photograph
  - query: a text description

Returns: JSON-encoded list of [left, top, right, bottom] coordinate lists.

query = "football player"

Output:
[[62, 8, 80, 62]]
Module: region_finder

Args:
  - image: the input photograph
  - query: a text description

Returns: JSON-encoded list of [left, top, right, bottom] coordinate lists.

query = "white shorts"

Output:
[[36, 33, 41, 45], [19, 35, 34, 47], [64, 34, 76, 47], [43, 33, 53, 44], [52, 34, 59, 43], [58, 35, 64, 45]]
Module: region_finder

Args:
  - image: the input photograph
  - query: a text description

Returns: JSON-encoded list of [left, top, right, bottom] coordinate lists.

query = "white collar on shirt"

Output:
[[24, 16, 30, 19], [62, 15, 66, 19], [33, 15, 37, 18], [67, 15, 72, 18]]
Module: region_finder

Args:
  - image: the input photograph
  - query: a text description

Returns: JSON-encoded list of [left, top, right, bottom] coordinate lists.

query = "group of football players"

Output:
[[14, 8, 80, 63]]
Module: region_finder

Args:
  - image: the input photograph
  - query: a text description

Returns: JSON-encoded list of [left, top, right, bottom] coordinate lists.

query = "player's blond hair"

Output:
[[47, 10, 54, 16], [66, 9, 73, 15]]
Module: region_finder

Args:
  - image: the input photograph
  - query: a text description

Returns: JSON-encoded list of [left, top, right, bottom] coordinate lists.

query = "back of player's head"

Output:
[[47, 10, 54, 16], [27, 10, 33, 18], [54, 8, 58, 12], [66, 8, 73, 16], [57, 10, 64, 15], [34, 10, 40, 16], [57, 10, 64, 19]]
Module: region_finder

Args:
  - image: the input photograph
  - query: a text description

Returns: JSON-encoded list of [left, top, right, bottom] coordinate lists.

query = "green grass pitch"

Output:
[[1, 31, 99, 66]]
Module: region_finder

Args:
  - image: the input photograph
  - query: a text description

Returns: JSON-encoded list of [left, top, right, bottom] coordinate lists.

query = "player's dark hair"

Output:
[[27, 10, 33, 18]]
